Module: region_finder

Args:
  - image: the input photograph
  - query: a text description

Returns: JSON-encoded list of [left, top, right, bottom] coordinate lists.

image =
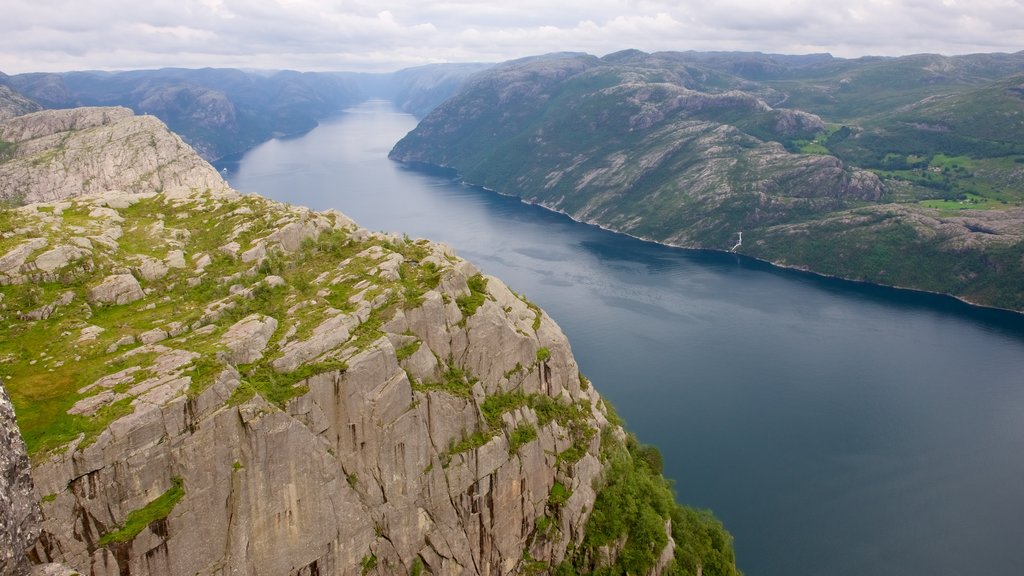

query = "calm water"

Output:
[[216, 100, 1024, 576]]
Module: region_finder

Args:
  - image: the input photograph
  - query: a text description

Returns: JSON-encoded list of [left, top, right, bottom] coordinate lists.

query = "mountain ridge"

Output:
[[390, 51, 1024, 312]]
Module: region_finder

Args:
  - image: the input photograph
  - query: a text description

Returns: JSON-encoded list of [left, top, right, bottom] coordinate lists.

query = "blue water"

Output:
[[216, 100, 1024, 576]]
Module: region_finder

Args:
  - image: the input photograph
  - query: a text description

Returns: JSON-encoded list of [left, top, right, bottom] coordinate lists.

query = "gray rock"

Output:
[[32, 245, 91, 274], [138, 328, 168, 345], [220, 314, 278, 365], [0, 383, 40, 576], [165, 250, 187, 269], [0, 238, 48, 277], [134, 255, 169, 281], [88, 273, 144, 305]]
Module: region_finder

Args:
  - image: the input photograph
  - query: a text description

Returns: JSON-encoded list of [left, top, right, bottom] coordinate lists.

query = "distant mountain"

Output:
[[0, 84, 42, 121], [391, 51, 1024, 311], [0, 64, 492, 160]]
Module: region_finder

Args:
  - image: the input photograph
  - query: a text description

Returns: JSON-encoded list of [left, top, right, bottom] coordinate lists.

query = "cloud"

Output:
[[0, 0, 1021, 73]]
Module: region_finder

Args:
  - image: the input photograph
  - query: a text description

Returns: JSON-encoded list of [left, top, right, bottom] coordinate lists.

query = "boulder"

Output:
[[220, 314, 278, 365], [88, 274, 144, 305]]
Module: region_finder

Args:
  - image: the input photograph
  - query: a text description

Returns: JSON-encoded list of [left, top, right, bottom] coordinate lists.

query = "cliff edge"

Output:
[[0, 108, 738, 575]]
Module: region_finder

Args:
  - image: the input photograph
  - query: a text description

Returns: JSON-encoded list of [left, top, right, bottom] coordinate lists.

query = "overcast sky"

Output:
[[1, 0, 1022, 74]]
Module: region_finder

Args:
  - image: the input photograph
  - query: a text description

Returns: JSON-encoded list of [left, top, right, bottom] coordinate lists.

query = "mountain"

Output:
[[0, 107, 738, 575], [390, 51, 1024, 312], [0, 85, 42, 122], [0, 65, 491, 162]]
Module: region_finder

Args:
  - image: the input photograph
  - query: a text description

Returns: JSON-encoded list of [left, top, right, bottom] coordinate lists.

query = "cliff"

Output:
[[0, 109, 738, 575], [390, 51, 1024, 312]]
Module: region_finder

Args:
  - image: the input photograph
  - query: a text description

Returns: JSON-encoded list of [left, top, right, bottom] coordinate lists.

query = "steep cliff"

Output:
[[0, 109, 738, 575], [1, 382, 40, 575]]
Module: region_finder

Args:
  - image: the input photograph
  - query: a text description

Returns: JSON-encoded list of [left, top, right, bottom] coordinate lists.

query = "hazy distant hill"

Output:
[[391, 50, 1024, 311], [0, 64, 491, 160]]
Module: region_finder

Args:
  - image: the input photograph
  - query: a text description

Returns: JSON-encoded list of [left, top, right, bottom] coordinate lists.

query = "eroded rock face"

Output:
[[2, 185, 617, 576], [0, 383, 40, 576], [0, 107, 229, 204]]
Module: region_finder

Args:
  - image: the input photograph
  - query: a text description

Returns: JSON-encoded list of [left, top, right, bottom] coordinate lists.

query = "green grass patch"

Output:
[[395, 339, 421, 361], [228, 359, 347, 408], [360, 554, 378, 575], [456, 274, 488, 319], [508, 423, 537, 454], [185, 354, 224, 397], [98, 477, 185, 546], [413, 362, 478, 397], [481, 392, 530, 428], [919, 192, 1006, 213], [548, 481, 572, 507], [399, 261, 442, 308]]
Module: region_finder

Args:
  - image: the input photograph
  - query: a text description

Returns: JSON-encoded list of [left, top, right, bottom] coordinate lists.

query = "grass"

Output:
[[98, 477, 185, 546], [228, 359, 348, 408], [456, 274, 488, 319], [394, 339, 421, 361], [919, 192, 1006, 213], [508, 423, 537, 454], [413, 362, 478, 398]]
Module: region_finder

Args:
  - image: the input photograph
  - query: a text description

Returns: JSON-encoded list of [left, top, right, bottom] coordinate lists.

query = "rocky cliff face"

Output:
[[0, 107, 228, 205], [0, 383, 40, 576], [1, 108, 737, 574], [13, 188, 606, 575]]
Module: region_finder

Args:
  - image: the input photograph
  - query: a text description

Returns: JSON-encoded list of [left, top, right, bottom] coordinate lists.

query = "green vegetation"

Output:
[[536, 347, 551, 362], [360, 553, 378, 575], [508, 423, 538, 454], [557, 436, 739, 576], [392, 51, 1024, 312], [229, 359, 348, 408], [0, 140, 15, 162], [456, 274, 488, 318], [395, 339, 422, 361], [98, 477, 185, 546], [413, 362, 478, 398]]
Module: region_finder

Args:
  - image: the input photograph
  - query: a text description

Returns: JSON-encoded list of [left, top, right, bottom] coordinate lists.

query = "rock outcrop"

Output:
[[0, 383, 40, 576], [7, 187, 609, 576], [0, 107, 229, 204]]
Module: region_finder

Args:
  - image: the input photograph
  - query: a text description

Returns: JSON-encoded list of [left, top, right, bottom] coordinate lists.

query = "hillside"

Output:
[[390, 51, 1024, 311], [0, 85, 42, 122], [0, 108, 738, 575]]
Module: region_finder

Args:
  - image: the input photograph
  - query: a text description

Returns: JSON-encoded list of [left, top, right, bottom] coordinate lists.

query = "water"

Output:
[[216, 100, 1024, 576]]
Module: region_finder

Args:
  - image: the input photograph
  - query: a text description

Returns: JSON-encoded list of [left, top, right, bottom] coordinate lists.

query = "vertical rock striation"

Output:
[[0, 383, 40, 576]]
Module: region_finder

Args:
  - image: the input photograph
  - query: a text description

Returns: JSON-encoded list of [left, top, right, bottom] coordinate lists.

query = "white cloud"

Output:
[[0, 0, 1021, 73]]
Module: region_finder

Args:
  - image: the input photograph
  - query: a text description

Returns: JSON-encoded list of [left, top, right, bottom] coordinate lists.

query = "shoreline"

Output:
[[398, 159, 1024, 317]]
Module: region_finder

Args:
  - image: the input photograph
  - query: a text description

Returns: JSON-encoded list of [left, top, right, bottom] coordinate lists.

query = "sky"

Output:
[[1, 0, 1022, 74]]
